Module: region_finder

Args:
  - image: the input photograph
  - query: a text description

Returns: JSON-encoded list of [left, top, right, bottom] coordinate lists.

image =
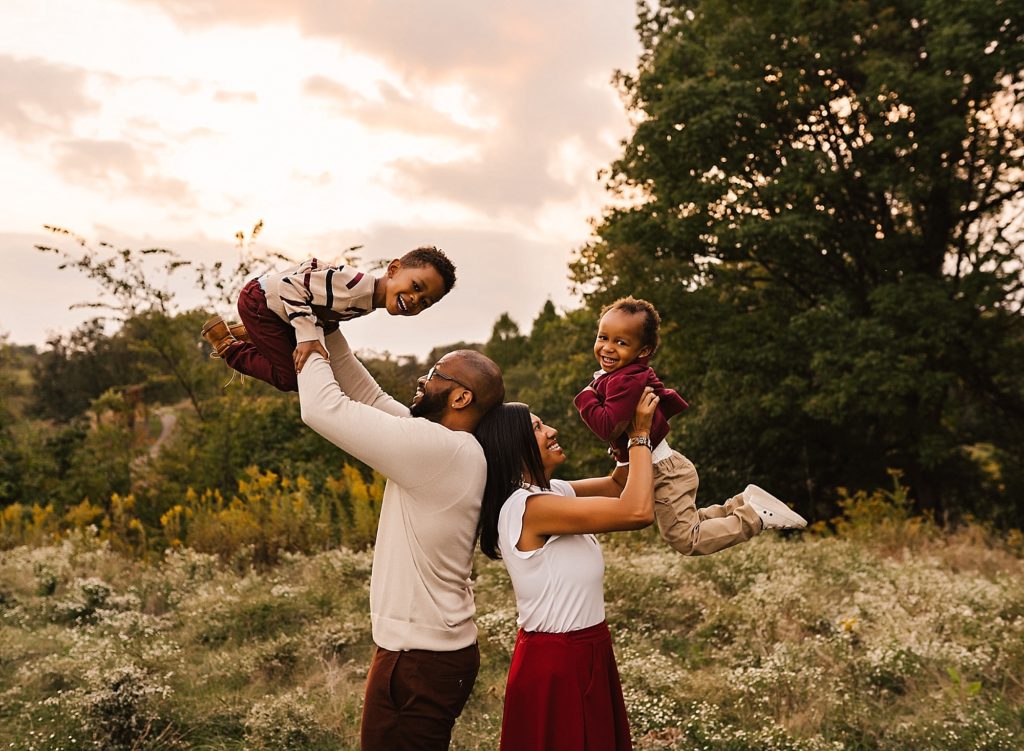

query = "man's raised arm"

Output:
[[322, 329, 408, 417], [297, 351, 463, 486]]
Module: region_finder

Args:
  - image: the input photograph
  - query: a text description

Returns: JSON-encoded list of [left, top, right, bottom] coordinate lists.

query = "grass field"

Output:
[[1, 519, 1022, 750]]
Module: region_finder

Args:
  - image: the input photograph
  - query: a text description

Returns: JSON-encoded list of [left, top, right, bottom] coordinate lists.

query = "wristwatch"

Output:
[[626, 435, 653, 451]]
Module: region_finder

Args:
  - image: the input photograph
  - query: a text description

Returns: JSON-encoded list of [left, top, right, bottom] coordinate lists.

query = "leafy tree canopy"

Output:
[[573, 0, 1024, 523]]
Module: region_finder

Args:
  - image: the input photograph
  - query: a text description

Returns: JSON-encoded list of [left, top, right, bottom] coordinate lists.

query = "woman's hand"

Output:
[[529, 388, 659, 538], [629, 386, 659, 438]]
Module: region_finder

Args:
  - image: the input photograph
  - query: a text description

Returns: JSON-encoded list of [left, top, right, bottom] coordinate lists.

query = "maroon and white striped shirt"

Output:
[[261, 258, 376, 343]]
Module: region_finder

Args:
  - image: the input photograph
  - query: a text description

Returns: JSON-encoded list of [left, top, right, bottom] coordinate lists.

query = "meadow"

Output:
[[2, 487, 1022, 751], [4, 3, 1023, 747]]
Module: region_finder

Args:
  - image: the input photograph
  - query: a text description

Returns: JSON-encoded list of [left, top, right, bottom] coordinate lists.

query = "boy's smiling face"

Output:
[[594, 308, 652, 374], [377, 260, 447, 316]]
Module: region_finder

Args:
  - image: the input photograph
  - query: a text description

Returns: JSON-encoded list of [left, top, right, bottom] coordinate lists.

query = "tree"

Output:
[[31, 319, 139, 420], [36, 223, 288, 420], [484, 313, 529, 367], [574, 0, 1024, 523], [0, 337, 23, 502]]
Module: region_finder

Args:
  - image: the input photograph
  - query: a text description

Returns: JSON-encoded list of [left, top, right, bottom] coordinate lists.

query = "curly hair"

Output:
[[400, 246, 457, 294], [600, 295, 662, 353]]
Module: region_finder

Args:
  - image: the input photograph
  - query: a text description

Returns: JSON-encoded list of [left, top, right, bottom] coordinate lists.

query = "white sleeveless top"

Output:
[[497, 479, 606, 633]]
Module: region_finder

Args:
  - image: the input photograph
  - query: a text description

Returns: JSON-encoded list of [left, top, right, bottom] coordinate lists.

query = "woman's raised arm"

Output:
[[522, 389, 659, 543]]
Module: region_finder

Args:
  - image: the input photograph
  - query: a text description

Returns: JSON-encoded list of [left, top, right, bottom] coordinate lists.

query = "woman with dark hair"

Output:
[[474, 389, 660, 751]]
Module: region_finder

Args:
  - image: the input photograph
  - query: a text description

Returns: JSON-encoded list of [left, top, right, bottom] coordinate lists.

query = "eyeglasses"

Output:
[[425, 364, 471, 390]]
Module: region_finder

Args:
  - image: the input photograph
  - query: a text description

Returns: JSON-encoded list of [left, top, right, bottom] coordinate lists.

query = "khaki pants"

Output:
[[653, 451, 762, 556], [360, 642, 479, 750]]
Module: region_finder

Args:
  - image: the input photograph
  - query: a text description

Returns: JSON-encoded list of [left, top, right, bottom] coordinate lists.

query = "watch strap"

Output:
[[626, 435, 653, 451]]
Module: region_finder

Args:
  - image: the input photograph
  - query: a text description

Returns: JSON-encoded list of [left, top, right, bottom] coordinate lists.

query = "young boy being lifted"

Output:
[[574, 296, 807, 555], [202, 246, 455, 391]]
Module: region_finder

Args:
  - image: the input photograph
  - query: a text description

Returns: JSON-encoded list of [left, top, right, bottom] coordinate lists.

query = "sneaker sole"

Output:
[[744, 484, 808, 528]]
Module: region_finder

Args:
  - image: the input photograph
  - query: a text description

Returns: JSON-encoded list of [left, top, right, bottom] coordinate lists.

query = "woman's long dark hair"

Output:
[[474, 402, 549, 560]]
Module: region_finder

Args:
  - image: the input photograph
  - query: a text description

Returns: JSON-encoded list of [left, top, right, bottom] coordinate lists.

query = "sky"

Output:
[[0, 0, 641, 359]]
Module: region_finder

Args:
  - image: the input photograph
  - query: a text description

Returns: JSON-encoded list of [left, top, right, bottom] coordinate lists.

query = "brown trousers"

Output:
[[360, 642, 479, 751], [654, 451, 762, 555]]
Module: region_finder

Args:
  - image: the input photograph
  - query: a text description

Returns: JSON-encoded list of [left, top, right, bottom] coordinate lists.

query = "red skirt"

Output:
[[500, 621, 632, 751]]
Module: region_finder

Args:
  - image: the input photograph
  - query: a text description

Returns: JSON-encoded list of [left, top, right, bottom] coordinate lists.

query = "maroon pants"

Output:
[[501, 621, 632, 751], [360, 642, 479, 751], [222, 278, 299, 392]]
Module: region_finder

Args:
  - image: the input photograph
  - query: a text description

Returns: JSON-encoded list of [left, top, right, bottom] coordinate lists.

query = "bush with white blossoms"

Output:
[[475, 607, 519, 656], [243, 688, 330, 751], [47, 663, 173, 750]]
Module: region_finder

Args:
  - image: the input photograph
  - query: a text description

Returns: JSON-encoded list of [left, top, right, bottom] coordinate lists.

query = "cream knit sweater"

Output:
[[297, 330, 485, 651]]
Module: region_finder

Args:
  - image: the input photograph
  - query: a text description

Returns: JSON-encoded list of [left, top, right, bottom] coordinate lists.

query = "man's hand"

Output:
[[294, 340, 330, 373]]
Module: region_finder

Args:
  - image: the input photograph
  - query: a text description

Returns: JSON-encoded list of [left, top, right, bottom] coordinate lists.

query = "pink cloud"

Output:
[[0, 55, 98, 139], [303, 74, 472, 137], [213, 89, 259, 103], [53, 138, 195, 204]]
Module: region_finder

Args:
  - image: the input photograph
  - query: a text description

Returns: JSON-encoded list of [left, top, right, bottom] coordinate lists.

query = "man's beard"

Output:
[[409, 386, 450, 420]]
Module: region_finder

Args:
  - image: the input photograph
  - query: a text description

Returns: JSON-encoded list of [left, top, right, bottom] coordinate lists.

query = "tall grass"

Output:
[[1, 485, 1021, 749]]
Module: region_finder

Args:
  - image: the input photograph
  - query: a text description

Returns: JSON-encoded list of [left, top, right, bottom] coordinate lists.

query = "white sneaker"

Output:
[[743, 484, 808, 530]]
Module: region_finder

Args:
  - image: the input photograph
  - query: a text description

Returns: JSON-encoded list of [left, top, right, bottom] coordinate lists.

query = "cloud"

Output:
[[126, 117, 219, 141], [129, 1, 631, 80], [213, 89, 258, 103], [2, 1, 641, 354], [0, 55, 97, 139], [0, 227, 249, 347], [291, 169, 333, 186], [384, 60, 626, 215], [303, 74, 472, 138], [53, 138, 195, 204], [125, 0, 640, 216], [125, 0, 291, 29]]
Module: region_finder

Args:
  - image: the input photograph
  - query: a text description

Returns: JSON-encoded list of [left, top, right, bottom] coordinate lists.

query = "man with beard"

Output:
[[294, 329, 504, 750]]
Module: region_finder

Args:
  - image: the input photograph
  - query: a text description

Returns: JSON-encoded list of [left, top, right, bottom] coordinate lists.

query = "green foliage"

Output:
[[30, 318, 139, 420], [62, 408, 140, 509], [572, 0, 1024, 524], [0, 336, 38, 503], [484, 313, 529, 367], [139, 388, 322, 518], [811, 469, 945, 558], [14, 223, 436, 531], [6, 3, 1024, 747]]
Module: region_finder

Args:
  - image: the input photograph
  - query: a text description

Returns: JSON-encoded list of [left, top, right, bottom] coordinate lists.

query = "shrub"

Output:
[[54, 663, 174, 750], [0, 502, 58, 548], [823, 469, 940, 551], [243, 688, 331, 751], [0, 464, 384, 564]]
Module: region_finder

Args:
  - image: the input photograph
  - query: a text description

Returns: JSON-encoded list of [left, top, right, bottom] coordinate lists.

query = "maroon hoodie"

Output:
[[573, 357, 688, 462]]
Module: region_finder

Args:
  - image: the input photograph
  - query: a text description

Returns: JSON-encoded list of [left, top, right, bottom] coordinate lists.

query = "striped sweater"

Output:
[[261, 258, 377, 344]]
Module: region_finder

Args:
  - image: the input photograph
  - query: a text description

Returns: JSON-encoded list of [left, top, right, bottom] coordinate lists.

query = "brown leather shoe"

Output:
[[201, 315, 237, 358], [227, 322, 250, 343]]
